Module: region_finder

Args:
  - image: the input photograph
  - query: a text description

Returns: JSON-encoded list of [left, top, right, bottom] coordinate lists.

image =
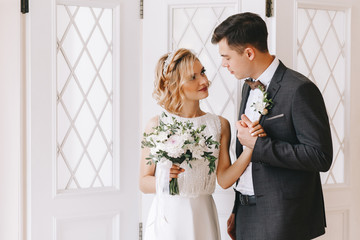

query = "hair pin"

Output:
[[163, 50, 176, 75]]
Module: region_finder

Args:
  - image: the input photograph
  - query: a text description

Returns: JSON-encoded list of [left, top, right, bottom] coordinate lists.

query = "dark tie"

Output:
[[245, 78, 265, 90]]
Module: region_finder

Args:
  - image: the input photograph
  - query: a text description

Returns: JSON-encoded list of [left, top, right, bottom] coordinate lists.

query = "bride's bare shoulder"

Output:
[[217, 116, 231, 138], [218, 115, 230, 127], [144, 115, 160, 134]]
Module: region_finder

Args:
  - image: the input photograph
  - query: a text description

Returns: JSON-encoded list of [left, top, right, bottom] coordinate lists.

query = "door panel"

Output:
[[276, 0, 360, 239], [28, 0, 141, 239]]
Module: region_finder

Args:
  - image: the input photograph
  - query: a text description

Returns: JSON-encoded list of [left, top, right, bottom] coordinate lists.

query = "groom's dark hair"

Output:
[[211, 12, 268, 53]]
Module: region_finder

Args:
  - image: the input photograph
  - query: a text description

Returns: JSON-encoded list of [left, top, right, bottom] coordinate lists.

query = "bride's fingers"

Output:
[[249, 125, 265, 137], [254, 127, 265, 134], [236, 120, 247, 130], [258, 132, 267, 137], [169, 167, 185, 179], [249, 119, 259, 128], [250, 127, 266, 135], [169, 168, 184, 173], [249, 124, 262, 133], [170, 164, 183, 171], [251, 128, 267, 137]]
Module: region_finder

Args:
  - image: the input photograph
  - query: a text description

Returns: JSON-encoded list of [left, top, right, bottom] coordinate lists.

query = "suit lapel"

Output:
[[236, 83, 251, 158], [239, 83, 251, 120], [259, 61, 287, 125]]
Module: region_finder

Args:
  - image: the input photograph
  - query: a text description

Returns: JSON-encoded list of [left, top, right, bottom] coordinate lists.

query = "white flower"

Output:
[[198, 138, 206, 148], [167, 134, 184, 146], [185, 142, 195, 152], [145, 135, 153, 143], [251, 89, 273, 116], [150, 142, 165, 155], [154, 131, 168, 142], [167, 147, 185, 158], [192, 145, 204, 159], [182, 132, 194, 143], [165, 134, 185, 158], [252, 100, 266, 113]]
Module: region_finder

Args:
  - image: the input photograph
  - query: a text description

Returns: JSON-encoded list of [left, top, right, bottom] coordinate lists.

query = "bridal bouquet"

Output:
[[141, 112, 220, 195]]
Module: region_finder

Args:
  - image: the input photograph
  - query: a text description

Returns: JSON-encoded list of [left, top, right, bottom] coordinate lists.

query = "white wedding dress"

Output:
[[144, 111, 222, 240]]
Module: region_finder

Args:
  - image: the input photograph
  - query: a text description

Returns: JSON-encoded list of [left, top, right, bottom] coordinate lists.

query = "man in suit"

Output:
[[211, 12, 333, 240]]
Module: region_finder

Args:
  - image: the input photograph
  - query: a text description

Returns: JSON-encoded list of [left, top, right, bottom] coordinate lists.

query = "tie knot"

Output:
[[245, 78, 265, 90]]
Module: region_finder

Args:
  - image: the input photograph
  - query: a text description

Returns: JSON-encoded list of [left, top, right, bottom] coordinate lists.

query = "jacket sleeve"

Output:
[[232, 190, 238, 214], [252, 81, 333, 172]]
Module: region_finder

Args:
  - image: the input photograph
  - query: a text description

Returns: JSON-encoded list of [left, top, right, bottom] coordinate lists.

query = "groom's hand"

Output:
[[227, 213, 236, 239]]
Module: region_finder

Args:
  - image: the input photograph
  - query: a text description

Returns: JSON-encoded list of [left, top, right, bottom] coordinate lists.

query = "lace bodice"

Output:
[[155, 111, 221, 198]]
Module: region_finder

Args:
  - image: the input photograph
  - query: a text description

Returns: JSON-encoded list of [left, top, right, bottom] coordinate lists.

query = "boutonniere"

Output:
[[251, 86, 273, 115]]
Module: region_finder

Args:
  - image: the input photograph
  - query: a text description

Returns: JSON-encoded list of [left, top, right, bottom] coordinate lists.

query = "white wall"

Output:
[[0, 1, 21, 239]]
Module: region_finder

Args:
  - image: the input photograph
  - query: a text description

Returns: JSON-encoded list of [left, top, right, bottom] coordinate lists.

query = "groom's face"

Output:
[[218, 39, 252, 80]]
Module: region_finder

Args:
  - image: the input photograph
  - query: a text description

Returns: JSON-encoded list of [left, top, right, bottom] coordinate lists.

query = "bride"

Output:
[[139, 48, 266, 240]]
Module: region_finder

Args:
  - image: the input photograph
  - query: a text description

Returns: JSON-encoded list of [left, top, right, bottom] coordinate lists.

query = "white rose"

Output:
[[185, 143, 195, 152], [150, 142, 165, 155], [155, 131, 168, 142], [167, 134, 185, 147], [150, 147, 158, 155], [165, 134, 185, 158], [182, 132, 194, 143], [167, 146, 185, 158], [192, 146, 204, 159], [253, 101, 266, 112], [198, 138, 206, 147]]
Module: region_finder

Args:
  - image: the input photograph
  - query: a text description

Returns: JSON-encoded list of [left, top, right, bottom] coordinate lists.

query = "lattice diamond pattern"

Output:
[[297, 8, 346, 185], [56, 5, 114, 190], [171, 5, 238, 161]]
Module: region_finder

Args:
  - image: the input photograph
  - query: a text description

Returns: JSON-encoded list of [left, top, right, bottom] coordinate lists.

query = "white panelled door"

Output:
[[275, 0, 360, 239], [142, 0, 265, 239], [28, 0, 141, 239]]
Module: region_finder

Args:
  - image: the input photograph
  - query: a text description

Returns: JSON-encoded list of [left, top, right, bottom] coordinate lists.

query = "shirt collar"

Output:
[[255, 56, 279, 88]]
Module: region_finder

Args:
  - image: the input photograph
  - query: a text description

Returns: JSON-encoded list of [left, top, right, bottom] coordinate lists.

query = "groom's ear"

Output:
[[244, 47, 255, 61]]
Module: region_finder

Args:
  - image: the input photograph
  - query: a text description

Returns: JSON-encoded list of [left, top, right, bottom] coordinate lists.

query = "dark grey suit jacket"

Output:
[[235, 61, 333, 240]]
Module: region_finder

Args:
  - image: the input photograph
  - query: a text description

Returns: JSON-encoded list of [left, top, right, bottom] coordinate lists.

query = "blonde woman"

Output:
[[139, 48, 266, 240]]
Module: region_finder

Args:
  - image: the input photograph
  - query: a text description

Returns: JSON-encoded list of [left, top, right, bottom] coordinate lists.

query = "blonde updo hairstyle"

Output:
[[153, 48, 198, 114]]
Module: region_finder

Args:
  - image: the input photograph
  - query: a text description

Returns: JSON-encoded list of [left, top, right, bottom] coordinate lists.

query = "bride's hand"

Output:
[[236, 114, 267, 149], [249, 120, 267, 138], [237, 118, 267, 138], [169, 164, 184, 180]]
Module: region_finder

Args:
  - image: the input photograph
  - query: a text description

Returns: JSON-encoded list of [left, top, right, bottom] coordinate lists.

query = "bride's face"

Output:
[[182, 60, 209, 101]]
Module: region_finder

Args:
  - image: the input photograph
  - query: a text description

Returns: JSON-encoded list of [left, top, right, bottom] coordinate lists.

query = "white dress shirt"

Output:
[[234, 57, 280, 195]]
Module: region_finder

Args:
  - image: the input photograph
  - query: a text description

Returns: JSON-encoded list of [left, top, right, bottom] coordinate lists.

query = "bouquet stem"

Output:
[[169, 178, 179, 195]]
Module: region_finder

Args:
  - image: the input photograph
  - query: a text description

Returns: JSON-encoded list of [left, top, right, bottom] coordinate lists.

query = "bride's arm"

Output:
[[139, 116, 158, 194], [216, 116, 256, 189]]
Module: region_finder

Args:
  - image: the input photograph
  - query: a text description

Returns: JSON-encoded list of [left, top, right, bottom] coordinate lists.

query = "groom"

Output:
[[212, 12, 333, 240]]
